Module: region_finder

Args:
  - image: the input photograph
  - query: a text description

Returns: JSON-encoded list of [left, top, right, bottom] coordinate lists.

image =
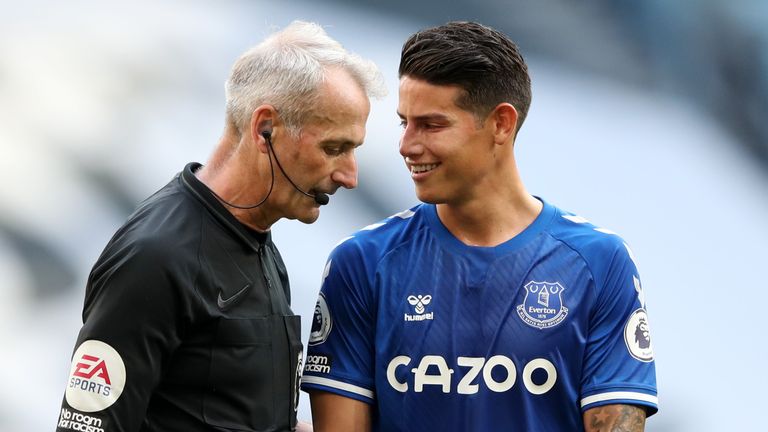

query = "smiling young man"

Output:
[[302, 22, 657, 431], [56, 21, 384, 432]]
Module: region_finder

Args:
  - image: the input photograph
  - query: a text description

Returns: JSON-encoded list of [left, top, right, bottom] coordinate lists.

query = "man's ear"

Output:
[[249, 105, 277, 153], [490, 103, 519, 145]]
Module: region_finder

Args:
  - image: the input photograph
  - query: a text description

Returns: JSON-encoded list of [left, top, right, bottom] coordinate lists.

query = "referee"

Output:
[[56, 21, 384, 432]]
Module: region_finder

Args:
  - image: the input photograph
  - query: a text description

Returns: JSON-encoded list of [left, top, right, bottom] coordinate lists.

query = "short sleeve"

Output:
[[580, 241, 658, 415], [301, 239, 377, 404]]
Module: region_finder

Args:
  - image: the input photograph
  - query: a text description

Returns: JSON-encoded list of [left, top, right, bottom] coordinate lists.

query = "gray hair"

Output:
[[225, 21, 386, 137]]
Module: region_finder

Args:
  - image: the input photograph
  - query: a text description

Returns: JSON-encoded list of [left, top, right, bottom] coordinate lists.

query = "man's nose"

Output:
[[399, 124, 421, 158], [331, 152, 358, 189]]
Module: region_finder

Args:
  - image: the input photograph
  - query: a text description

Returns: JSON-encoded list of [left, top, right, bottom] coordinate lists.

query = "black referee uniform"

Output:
[[56, 163, 303, 432]]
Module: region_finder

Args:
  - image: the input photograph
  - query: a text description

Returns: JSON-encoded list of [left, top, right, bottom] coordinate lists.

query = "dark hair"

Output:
[[399, 21, 532, 131]]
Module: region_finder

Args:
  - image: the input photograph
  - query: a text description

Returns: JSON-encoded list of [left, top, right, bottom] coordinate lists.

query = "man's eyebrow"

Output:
[[396, 112, 451, 122], [321, 138, 363, 147]]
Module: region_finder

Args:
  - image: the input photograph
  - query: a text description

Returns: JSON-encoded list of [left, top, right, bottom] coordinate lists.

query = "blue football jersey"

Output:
[[301, 199, 657, 431]]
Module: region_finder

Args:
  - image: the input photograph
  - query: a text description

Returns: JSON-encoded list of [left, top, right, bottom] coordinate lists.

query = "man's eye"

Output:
[[324, 147, 343, 156], [399, 120, 407, 128]]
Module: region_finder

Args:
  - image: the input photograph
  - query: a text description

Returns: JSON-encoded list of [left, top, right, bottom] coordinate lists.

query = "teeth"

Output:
[[411, 163, 438, 174]]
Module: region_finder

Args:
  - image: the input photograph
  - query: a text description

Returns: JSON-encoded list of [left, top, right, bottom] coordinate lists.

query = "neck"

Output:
[[436, 188, 542, 248], [196, 129, 276, 231]]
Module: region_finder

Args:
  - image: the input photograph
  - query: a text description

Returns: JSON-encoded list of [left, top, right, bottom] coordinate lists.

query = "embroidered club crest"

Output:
[[517, 281, 568, 329]]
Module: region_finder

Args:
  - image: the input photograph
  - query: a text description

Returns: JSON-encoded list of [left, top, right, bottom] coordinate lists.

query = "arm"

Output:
[[308, 391, 371, 432], [57, 240, 187, 432], [578, 235, 658, 417], [583, 404, 647, 432]]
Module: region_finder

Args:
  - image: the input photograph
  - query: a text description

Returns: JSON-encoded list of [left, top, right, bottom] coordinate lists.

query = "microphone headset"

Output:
[[261, 130, 330, 206], [206, 130, 329, 209]]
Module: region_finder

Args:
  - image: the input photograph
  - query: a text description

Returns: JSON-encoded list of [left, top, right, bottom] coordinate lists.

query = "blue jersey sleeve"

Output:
[[580, 238, 658, 414], [301, 237, 377, 404]]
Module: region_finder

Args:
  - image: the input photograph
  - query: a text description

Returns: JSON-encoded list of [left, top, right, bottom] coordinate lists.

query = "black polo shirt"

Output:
[[56, 163, 302, 432]]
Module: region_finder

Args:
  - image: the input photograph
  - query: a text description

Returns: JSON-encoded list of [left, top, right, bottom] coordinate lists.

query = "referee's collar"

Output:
[[179, 162, 268, 252]]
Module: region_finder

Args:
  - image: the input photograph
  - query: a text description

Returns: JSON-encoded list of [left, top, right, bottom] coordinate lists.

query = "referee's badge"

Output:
[[517, 281, 569, 329]]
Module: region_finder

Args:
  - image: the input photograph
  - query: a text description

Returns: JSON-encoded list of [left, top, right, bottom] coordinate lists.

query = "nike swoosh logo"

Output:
[[217, 284, 251, 310]]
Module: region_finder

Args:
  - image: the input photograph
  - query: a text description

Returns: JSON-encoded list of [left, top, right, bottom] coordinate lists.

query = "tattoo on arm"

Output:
[[584, 404, 647, 432]]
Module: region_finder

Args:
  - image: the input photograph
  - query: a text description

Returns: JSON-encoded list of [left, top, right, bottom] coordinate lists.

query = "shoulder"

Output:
[[85, 186, 207, 312], [329, 204, 427, 262], [548, 207, 633, 259], [94, 184, 204, 278], [544, 205, 639, 281]]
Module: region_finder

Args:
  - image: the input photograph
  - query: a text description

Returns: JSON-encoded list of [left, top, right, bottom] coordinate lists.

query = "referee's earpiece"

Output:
[[258, 128, 330, 206]]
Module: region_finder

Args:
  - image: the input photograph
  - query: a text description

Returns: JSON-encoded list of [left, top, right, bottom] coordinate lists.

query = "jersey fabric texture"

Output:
[[301, 199, 657, 431], [57, 163, 302, 432]]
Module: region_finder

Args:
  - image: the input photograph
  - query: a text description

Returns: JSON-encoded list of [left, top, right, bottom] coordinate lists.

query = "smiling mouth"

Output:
[[410, 163, 439, 174]]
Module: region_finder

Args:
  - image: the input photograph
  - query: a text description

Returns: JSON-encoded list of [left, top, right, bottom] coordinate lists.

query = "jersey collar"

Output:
[[179, 162, 268, 252], [423, 197, 555, 257]]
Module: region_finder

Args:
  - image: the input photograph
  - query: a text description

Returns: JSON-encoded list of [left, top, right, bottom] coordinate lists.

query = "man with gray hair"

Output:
[[56, 21, 384, 432]]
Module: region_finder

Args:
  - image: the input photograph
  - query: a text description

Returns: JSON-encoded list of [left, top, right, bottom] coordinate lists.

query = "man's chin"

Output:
[[415, 190, 444, 205], [280, 199, 321, 224], [296, 209, 320, 224]]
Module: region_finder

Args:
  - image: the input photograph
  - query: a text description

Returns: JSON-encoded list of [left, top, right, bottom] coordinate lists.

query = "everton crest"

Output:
[[517, 281, 568, 329]]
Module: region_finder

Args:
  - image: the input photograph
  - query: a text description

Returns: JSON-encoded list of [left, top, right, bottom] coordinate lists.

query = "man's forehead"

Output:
[[399, 78, 464, 114], [299, 117, 366, 145], [397, 96, 463, 120], [399, 75, 464, 94]]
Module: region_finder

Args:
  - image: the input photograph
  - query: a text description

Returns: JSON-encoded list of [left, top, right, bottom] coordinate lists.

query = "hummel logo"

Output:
[[407, 295, 432, 314], [217, 284, 251, 310], [404, 294, 434, 322]]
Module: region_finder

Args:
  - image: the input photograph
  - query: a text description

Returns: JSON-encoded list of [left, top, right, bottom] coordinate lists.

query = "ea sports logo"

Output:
[[73, 355, 112, 384], [65, 340, 126, 412]]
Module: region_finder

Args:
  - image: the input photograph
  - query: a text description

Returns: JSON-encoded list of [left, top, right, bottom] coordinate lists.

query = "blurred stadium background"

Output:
[[2, 0, 767, 430]]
